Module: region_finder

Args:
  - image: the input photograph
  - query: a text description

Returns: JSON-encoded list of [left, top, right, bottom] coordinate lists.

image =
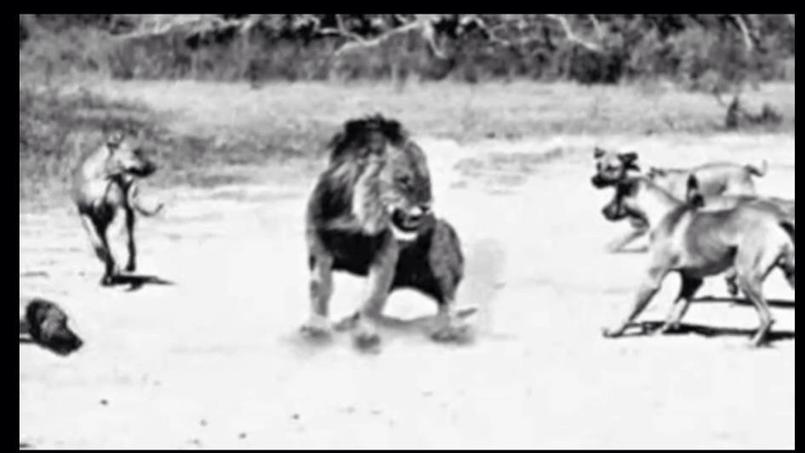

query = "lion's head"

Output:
[[320, 115, 434, 241]]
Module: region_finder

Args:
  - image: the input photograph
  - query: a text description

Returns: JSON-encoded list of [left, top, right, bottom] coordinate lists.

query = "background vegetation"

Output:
[[19, 14, 795, 205]]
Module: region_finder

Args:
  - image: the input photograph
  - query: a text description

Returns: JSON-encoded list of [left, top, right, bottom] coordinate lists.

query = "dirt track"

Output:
[[20, 134, 794, 449]]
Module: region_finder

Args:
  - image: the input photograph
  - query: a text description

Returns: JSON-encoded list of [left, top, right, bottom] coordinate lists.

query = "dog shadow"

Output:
[[625, 320, 795, 343], [19, 335, 81, 356], [107, 274, 175, 291], [694, 295, 795, 309]]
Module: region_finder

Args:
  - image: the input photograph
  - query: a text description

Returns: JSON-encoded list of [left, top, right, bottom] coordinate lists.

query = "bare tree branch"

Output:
[[545, 14, 602, 52], [114, 14, 249, 40], [459, 15, 518, 49], [588, 14, 604, 39], [332, 16, 447, 60], [317, 14, 367, 42], [731, 14, 756, 52]]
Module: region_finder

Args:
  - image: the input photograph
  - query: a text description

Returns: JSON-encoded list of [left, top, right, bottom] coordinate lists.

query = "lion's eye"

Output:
[[396, 175, 412, 186]]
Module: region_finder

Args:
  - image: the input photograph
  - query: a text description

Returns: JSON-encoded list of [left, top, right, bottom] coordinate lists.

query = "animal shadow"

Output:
[[108, 274, 175, 291], [694, 295, 795, 310], [627, 321, 795, 343], [333, 306, 479, 345], [19, 335, 82, 356]]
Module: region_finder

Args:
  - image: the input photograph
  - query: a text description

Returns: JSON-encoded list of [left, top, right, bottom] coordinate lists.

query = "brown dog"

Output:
[[20, 296, 83, 355], [72, 131, 163, 285], [600, 175, 794, 347], [591, 147, 766, 252]]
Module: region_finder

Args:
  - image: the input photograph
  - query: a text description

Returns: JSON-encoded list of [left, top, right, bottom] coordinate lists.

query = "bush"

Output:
[[20, 14, 796, 86]]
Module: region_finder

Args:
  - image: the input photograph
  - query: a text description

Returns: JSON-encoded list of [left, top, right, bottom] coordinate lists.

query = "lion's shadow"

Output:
[[335, 306, 479, 334]]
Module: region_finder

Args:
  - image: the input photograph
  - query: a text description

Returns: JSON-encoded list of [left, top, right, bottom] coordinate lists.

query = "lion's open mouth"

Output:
[[390, 208, 424, 241]]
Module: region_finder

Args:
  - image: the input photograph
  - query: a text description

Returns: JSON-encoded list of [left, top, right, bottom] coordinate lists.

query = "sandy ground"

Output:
[[20, 133, 794, 449]]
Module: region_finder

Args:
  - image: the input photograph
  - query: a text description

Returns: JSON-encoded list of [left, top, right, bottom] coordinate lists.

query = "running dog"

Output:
[[600, 175, 794, 347], [591, 147, 766, 252], [72, 130, 163, 285]]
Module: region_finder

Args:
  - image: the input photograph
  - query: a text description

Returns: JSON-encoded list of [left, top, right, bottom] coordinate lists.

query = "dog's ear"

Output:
[[105, 130, 125, 150], [619, 151, 639, 165], [25, 299, 50, 340], [686, 175, 705, 208], [593, 147, 605, 159]]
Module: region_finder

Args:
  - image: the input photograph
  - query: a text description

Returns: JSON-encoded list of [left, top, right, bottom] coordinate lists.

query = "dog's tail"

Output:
[[745, 160, 768, 177], [128, 183, 163, 217], [134, 201, 164, 217]]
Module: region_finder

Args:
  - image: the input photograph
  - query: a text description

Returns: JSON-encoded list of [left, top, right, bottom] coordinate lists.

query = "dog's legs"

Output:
[[735, 243, 782, 346], [124, 207, 137, 272], [80, 214, 115, 286], [300, 252, 334, 338], [737, 275, 775, 347], [104, 207, 128, 284], [352, 239, 398, 350], [603, 262, 669, 338], [658, 275, 703, 334], [778, 247, 795, 290], [79, 214, 108, 265], [606, 226, 648, 253], [724, 268, 739, 297]]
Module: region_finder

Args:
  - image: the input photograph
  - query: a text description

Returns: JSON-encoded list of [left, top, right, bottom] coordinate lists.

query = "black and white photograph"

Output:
[[19, 14, 795, 449]]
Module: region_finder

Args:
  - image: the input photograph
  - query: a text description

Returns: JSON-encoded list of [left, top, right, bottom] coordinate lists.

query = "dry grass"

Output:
[[20, 79, 795, 208], [89, 79, 795, 139]]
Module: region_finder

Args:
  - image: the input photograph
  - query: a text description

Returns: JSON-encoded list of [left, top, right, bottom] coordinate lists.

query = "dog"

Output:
[[600, 174, 794, 347], [20, 296, 83, 355], [591, 146, 766, 252], [71, 130, 163, 286]]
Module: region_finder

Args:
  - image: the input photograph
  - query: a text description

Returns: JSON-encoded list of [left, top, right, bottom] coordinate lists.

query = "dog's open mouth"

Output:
[[591, 174, 615, 188], [129, 163, 157, 177], [390, 208, 424, 241]]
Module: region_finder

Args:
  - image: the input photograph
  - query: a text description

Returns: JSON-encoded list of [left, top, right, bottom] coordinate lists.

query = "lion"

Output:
[[71, 130, 163, 286], [301, 115, 468, 349]]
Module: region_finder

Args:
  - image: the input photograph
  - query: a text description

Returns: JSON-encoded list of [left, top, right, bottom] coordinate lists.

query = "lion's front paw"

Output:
[[300, 316, 332, 339], [430, 322, 471, 344], [352, 323, 381, 351]]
